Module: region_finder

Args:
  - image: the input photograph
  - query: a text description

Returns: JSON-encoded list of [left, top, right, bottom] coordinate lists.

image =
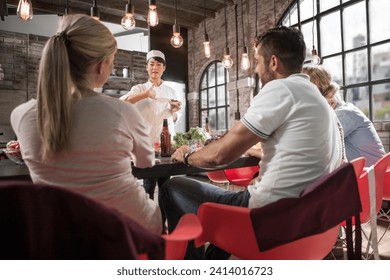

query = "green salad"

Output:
[[173, 127, 207, 148]]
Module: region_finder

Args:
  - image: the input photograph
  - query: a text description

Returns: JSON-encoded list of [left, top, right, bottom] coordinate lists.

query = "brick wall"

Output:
[[186, 0, 289, 128], [0, 30, 147, 144]]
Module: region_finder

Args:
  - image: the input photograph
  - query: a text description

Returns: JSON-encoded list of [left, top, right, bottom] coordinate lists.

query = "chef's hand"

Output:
[[146, 86, 156, 99], [171, 145, 191, 163], [169, 99, 182, 113]]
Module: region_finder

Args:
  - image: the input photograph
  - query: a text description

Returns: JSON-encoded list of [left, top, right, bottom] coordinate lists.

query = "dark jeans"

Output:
[[160, 176, 250, 260], [143, 177, 169, 231]]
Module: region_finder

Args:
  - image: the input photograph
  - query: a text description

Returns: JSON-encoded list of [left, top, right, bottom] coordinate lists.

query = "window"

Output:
[[281, 0, 390, 121], [199, 61, 230, 131]]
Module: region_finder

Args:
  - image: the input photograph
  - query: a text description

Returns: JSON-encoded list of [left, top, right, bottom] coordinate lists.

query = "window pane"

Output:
[[282, 3, 298, 26], [216, 63, 226, 85], [200, 73, 207, 89], [201, 90, 207, 108], [322, 55, 343, 85], [217, 85, 226, 106], [217, 109, 227, 130], [209, 109, 217, 130], [370, 0, 390, 43], [373, 83, 390, 121], [371, 42, 390, 81], [320, 11, 341, 56], [301, 21, 317, 60], [345, 86, 369, 116], [208, 63, 216, 87], [299, 0, 316, 22], [343, 1, 367, 50], [209, 87, 216, 107], [345, 49, 368, 84], [320, 0, 339, 12]]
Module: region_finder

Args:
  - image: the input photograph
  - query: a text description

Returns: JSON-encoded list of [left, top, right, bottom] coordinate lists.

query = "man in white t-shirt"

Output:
[[161, 26, 344, 259]]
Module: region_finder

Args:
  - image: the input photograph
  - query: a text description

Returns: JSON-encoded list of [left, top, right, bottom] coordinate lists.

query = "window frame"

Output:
[[198, 61, 230, 131], [280, 0, 390, 121]]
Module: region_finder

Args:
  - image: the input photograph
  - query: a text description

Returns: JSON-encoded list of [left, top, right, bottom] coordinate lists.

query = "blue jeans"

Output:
[[160, 176, 250, 259]]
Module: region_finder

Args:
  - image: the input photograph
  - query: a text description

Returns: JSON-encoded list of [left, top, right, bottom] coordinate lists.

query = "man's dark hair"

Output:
[[255, 26, 306, 72]]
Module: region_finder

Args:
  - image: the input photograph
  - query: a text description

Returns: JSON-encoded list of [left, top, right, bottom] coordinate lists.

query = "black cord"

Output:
[[204, 0, 206, 33], [240, 0, 245, 47], [224, 0, 228, 48]]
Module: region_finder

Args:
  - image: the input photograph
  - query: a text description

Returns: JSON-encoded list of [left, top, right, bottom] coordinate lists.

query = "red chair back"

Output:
[[207, 170, 229, 184], [384, 171, 390, 201], [351, 153, 390, 224], [195, 202, 339, 259], [223, 166, 259, 187]]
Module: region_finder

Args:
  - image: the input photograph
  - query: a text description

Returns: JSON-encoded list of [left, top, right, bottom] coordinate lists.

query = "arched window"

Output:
[[199, 61, 230, 131], [281, 0, 390, 121]]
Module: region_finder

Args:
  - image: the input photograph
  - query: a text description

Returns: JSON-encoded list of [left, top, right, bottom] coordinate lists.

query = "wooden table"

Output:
[[0, 156, 260, 181]]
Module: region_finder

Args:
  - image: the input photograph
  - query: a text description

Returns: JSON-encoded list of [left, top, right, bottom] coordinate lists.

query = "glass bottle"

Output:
[[160, 119, 171, 157], [204, 117, 210, 134], [122, 66, 129, 78]]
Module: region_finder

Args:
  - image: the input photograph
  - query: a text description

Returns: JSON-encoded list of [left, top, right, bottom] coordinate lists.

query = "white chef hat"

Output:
[[146, 50, 166, 62]]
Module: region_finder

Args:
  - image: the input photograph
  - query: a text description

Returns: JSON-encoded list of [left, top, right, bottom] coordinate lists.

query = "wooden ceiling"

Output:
[[5, 0, 235, 30]]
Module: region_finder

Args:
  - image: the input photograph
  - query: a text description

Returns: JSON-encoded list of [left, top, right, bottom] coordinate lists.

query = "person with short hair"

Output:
[[303, 65, 386, 166], [161, 26, 344, 259], [120, 50, 182, 231], [10, 14, 162, 234]]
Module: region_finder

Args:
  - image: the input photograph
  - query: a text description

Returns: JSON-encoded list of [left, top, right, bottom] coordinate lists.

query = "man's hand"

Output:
[[171, 145, 191, 163]]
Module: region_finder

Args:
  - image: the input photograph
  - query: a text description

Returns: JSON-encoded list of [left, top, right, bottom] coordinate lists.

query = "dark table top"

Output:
[[0, 156, 260, 181]]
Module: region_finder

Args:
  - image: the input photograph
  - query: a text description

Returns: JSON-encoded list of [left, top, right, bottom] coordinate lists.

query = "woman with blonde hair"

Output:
[[303, 65, 385, 166], [10, 14, 162, 233]]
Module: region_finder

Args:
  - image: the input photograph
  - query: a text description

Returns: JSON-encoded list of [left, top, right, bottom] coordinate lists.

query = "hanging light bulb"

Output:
[[90, 0, 100, 20], [222, 0, 233, 69], [121, 0, 136, 30], [203, 33, 211, 58], [310, 0, 320, 65], [241, 46, 251, 70], [170, 0, 183, 48], [311, 47, 321, 65], [147, 0, 158, 27], [17, 0, 33, 21], [170, 24, 183, 48], [222, 47, 233, 69], [203, 0, 211, 58]]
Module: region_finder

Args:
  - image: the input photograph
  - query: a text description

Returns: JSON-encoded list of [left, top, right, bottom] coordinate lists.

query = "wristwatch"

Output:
[[183, 150, 195, 166]]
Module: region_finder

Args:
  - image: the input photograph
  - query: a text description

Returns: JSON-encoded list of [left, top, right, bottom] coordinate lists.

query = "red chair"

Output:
[[195, 203, 340, 259], [207, 170, 230, 189], [350, 157, 366, 181], [195, 163, 362, 260], [223, 165, 260, 187], [340, 154, 390, 259]]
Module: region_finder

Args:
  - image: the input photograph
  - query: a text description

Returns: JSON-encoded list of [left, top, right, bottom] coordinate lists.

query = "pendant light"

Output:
[[170, 0, 183, 48], [203, 0, 211, 58], [240, 0, 250, 71], [121, 0, 136, 30], [17, 0, 33, 21], [147, 0, 158, 27], [222, 0, 233, 69], [90, 0, 100, 20], [311, 0, 321, 64]]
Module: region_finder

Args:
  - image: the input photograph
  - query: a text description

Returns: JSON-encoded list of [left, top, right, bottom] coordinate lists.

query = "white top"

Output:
[[242, 74, 344, 208], [120, 80, 180, 144], [10, 95, 162, 234]]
